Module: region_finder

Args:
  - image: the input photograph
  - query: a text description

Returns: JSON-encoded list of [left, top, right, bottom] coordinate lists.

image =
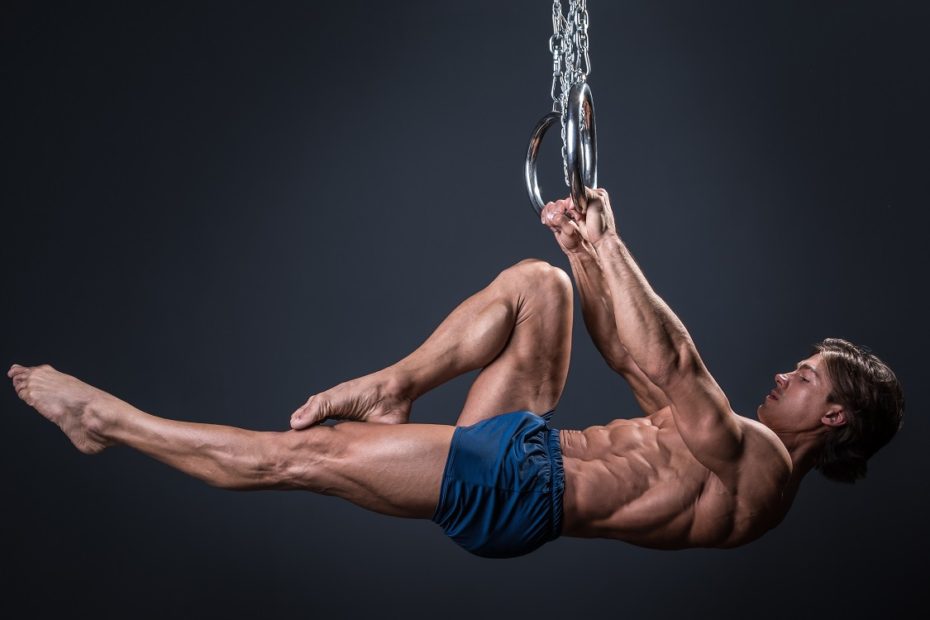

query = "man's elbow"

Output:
[[647, 342, 700, 388]]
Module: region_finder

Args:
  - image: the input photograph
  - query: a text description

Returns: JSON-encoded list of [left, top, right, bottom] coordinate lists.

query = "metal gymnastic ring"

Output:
[[524, 82, 598, 216], [565, 82, 598, 210], [525, 112, 560, 216]]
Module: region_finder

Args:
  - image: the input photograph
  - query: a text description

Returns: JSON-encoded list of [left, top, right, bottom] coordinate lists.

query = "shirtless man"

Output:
[[8, 187, 904, 558]]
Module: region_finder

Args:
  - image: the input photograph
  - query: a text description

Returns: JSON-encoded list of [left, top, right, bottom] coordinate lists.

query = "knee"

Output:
[[502, 259, 572, 307], [276, 426, 346, 492]]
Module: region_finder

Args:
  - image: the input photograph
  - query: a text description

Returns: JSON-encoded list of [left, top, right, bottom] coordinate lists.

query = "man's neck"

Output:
[[775, 429, 824, 485]]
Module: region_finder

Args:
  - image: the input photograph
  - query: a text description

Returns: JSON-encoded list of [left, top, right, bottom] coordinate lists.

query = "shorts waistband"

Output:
[[546, 426, 565, 540]]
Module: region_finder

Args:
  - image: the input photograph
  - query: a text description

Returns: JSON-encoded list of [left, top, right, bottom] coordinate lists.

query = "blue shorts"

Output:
[[431, 410, 565, 558]]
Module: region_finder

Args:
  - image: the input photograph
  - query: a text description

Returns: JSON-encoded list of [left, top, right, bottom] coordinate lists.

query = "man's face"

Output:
[[758, 353, 839, 433]]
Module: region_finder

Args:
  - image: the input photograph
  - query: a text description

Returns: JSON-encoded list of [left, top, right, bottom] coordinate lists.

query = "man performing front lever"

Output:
[[8, 187, 903, 558]]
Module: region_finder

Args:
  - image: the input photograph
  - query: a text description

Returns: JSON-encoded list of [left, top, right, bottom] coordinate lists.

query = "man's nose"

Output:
[[775, 373, 788, 386]]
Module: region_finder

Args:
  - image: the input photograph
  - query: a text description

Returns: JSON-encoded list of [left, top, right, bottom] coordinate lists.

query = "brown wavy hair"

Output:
[[813, 338, 904, 483]]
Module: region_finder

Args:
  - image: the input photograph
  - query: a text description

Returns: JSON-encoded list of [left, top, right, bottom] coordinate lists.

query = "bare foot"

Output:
[[290, 369, 412, 429], [8, 363, 114, 454]]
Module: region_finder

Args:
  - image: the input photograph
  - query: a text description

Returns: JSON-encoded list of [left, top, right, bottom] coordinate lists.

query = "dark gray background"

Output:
[[3, 1, 928, 618]]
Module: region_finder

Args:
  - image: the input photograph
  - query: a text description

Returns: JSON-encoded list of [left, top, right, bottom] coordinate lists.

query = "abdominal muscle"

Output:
[[557, 409, 756, 549]]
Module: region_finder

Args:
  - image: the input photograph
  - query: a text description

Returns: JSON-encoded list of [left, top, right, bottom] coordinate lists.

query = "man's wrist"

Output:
[[564, 242, 598, 263], [591, 231, 622, 252]]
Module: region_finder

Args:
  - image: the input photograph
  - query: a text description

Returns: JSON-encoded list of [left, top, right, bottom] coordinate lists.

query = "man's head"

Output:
[[758, 338, 904, 483]]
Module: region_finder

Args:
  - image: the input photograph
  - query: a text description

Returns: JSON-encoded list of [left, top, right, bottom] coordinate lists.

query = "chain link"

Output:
[[549, 0, 590, 188]]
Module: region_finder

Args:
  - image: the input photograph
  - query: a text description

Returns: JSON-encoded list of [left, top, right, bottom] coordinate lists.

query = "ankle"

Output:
[[84, 394, 119, 441], [381, 363, 420, 402]]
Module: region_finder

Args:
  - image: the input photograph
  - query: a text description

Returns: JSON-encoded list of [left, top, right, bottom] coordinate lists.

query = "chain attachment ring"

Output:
[[526, 0, 597, 215]]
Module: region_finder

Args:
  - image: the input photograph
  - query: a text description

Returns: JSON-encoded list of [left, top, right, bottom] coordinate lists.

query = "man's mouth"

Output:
[[767, 390, 779, 401]]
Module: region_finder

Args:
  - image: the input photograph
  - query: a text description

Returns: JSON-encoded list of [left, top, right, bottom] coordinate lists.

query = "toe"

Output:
[[290, 396, 316, 430], [290, 403, 307, 428], [291, 395, 328, 430], [290, 413, 314, 430]]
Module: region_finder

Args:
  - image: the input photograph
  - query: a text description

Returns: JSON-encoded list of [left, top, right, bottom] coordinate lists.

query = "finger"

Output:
[[543, 204, 568, 230], [547, 208, 583, 242], [560, 218, 583, 239], [561, 199, 579, 221], [540, 201, 558, 225], [566, 199, 582, 220], [570, 191, 588, 215], [541, 199, 570, 226], [588, 186, 609, 207], [584, 185, 604, 199]]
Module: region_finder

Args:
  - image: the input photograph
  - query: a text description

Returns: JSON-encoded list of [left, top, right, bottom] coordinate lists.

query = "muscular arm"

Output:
[[543, 198, 669, 414], [576, 188, 743, 479], [564, 246, 670, 414], [592, 235, 692, 382]]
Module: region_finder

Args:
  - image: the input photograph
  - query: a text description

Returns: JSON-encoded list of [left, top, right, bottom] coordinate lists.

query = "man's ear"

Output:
[[822, 406, 848, 428]]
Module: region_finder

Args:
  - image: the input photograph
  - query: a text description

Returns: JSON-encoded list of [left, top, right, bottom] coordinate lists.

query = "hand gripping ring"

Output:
[[524, 82, 598, 216]]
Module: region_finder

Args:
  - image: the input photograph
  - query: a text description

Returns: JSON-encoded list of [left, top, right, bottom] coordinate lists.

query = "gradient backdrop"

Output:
[[3, 2, 928, 618]]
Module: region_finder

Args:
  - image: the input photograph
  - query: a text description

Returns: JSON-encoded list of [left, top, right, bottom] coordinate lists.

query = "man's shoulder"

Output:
[[732, 415, 793, 488]]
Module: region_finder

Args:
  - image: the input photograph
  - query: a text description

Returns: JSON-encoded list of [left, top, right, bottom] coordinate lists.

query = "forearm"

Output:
[[565, 248, 672, 412], [592, 234, 695, 383], [565, 250, 632, 372]]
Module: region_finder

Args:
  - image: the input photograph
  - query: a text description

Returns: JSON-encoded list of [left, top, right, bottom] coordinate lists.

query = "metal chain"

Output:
[[549, 0, 590, 188]]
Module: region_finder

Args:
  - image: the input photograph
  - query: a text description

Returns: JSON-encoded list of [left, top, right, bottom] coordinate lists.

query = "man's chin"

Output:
[[757, 404, 771, 425]]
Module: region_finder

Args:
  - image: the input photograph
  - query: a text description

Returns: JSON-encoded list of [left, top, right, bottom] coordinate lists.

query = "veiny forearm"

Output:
[[565, 250, 632, 372], [565, 248, 672, 413], [593, 234, 695, 383]]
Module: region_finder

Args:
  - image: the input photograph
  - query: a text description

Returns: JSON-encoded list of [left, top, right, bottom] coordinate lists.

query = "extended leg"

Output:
[[290, 259, 573, 428], [9, 364, 452, 518]]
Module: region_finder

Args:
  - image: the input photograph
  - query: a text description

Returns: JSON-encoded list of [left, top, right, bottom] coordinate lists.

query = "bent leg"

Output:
[[9, 364, 452, 518], [292, 259, 573, 428], [454, 259, 573, 426]]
